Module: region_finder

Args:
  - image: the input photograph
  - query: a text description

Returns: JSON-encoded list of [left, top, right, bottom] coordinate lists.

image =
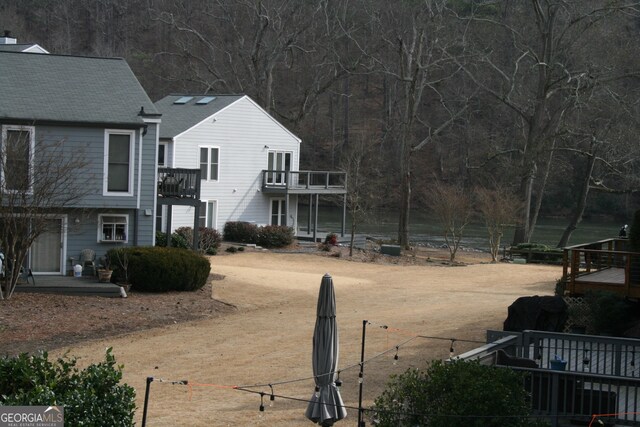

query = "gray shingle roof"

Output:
[[154, 94, 244, 139], [0, 51, 158, 126]]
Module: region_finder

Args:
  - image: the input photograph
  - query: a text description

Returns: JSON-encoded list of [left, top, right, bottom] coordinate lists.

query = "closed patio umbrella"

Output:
[[305, 273, 347, 426]]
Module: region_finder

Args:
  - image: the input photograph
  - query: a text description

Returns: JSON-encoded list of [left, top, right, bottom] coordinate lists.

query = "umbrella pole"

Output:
[[141, 376, 153, 427], [357, 320, 367, 427]]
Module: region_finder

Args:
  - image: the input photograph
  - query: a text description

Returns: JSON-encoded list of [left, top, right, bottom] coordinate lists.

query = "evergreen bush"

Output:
[[108, 247, 210, 292], [223, 221, 259, 243], [585, 290, 634, 336], [257, 225, 294, 248], [372, 359, 547, 427], [0, 348, 135, 426]]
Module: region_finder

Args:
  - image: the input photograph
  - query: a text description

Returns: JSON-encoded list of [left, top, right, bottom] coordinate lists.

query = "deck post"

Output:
[[313, 194, 319, 242], [166, 206, 173, 247], [341, 193, 346, 237], [307, 194, 312, 235]]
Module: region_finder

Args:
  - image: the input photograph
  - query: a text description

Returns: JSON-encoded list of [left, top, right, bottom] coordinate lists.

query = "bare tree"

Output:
[[0, 129, 89, 300], [475, 186, 521, 262], [340, 131, 379, 257], [422, 180, 472, 262]]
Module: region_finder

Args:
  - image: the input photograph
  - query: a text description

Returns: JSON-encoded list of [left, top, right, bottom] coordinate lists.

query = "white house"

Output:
[[154, 94, 303, 234]]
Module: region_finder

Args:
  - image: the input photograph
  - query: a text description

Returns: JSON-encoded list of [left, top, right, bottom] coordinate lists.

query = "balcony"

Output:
[[458, 330, 640, 426], [157, 168, 201, 206], [562, 238, 640, 298], [261, 170, 347, 195]]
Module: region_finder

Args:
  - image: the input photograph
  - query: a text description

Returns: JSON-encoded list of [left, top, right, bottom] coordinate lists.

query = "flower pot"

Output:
[[98, 269, 113, 283]]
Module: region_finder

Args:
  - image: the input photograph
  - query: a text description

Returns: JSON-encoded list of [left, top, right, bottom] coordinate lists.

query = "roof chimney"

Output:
[[0, 30, 17, 45]]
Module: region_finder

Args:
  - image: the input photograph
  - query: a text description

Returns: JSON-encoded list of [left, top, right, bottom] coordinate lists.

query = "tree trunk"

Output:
[[512, 165, 535, 245], [398, 170, 411, 248]]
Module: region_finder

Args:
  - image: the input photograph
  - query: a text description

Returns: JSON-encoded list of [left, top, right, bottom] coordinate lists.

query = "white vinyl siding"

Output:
[[170, 97, 300, 231], [103, 129, 135, 196]]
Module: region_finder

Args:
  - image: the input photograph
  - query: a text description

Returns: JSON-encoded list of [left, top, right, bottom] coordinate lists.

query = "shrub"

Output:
[[0, 348, 135, 426], [372, 359, 546, 427], [174, 226, 222, 254], [325, 233, 338, 245], [154, 231, 190, 249], [585, 290, 634, 336], [108, 246, 210, 292], [223, 221, 259, 243], [257, 225, 294, 248], [226, 246, 238, 253]]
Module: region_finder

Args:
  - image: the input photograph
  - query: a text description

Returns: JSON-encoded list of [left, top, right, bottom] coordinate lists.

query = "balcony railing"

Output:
[[562, 238, 640, 297], [458, 330, 640, 426], [261, 170, 347, 194], [157, 168, 201, 199]]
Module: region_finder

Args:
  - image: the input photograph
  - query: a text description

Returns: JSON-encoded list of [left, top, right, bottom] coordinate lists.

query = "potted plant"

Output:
[[97, 255, 113, 283]]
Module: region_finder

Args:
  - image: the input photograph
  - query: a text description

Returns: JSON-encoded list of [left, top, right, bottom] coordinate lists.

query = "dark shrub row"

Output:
[[223, 222, 294, 248], [0, 349, 135, 426], [108, 246, 210, 292]]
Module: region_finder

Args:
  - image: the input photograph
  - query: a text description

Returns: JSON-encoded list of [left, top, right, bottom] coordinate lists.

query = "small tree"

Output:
[[422, 181, 472, 262], [0, 130, 89, 300], [372, 359, 546, 427], [475, 186, 521, 262]]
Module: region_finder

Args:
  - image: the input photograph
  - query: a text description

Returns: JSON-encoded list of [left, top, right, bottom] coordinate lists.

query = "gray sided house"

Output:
[[154, 94, 303, 234], [0, 51, 160, 276]]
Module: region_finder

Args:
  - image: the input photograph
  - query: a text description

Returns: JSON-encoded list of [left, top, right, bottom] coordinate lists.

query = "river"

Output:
[[298, 206, 624, 250]]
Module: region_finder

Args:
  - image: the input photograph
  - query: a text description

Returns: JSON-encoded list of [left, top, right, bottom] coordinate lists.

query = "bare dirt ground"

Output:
[[1, 246, 561, 426]]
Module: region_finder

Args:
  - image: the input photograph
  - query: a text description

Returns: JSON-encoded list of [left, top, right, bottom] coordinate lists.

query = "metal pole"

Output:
[[141, 376, 153, 427], [358, 320, 367, 427]]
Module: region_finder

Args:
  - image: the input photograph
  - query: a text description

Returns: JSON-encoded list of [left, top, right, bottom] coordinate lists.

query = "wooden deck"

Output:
[[14, 275, 123, 297], [563, 238, 640, 298]]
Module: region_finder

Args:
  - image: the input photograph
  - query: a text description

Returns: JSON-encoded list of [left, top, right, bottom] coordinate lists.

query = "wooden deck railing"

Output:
[[261, 170, 347, 194], [157, 167, 201, 199], [562, 238, 640, 297]]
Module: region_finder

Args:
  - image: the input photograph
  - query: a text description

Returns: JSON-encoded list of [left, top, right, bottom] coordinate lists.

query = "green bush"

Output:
[[155, 231, 190, 249], [372, 359, 547, 427], [108, 246, 210, 292], [223, 221, 259, 243], [0, 348, 135, 426], [257, 225, 294, 248], [585, 290, 634, 336]]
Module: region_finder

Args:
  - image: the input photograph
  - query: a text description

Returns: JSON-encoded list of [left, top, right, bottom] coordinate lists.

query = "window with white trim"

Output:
[[98, 214, 128, 242], [104, 130, 134, 195], [199, 146, 219, 181], [158, 142, 167, 167], [1, 125, 34, 192], [198, 200, 218, 228]]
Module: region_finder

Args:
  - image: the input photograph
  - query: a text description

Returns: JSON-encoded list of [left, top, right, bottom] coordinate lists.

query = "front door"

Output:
[[30, 218, 64, 274]]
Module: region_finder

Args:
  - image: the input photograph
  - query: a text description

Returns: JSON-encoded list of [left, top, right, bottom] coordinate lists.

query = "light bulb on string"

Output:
[[449, 339, 456, 358], [536, 344, 543, 362], [583, 349, 590, 366], [269, 384, 275, 407], [314, 385, 320, 398], [259, 392, 265, 417], [358, 372, 363, 384], [335, 371, 342, 388], [393, 346, 399, 365]]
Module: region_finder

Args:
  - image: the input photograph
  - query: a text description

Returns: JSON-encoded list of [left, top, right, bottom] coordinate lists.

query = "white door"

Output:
[[30, 218, 63, 274], [267, 151, 292, 185]]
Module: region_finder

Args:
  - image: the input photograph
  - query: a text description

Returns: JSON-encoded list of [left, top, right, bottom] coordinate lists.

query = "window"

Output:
[[158, 143, 167, 167], [98, 214, 128, 242], [198, 200, 218, 228], [199, 147, 219, 181], [104, 130, 134, 195], [2, 125, 34, 192], [270, 198, 286, 226], [267, 151, 292, 185]]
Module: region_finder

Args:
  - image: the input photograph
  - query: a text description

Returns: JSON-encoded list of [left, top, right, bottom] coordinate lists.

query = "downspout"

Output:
[[135, 127, 143, 246]]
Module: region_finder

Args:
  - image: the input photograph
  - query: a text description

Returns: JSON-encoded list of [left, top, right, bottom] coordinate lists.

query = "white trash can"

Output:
[[73, 264, 83, 277]]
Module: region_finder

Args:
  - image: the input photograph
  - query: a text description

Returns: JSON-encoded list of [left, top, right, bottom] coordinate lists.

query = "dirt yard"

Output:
[[22, 247, 561, 426]]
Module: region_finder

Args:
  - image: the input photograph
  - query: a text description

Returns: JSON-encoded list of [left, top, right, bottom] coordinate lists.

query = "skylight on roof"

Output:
[[174, 96, 194, 105], [196, 96, 216, 105]]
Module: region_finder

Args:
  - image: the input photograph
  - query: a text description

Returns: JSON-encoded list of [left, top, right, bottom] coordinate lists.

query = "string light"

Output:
[[393, 346, 399, 365], [536, 344, 543, 361], [583, 349, 591, 366], [449, 339, 456, 358], [335, 371, 342, 388], [314, 385, 320, 398], [259, 392, 265, 413], [358, 371, 363, 384], [269, 384, 275, 407]]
